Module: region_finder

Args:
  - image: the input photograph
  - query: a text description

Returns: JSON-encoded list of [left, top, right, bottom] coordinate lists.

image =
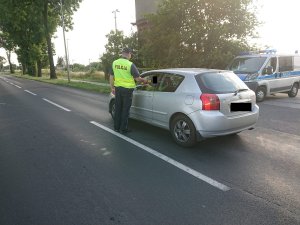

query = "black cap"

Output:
[[122, 47, 133, 54]]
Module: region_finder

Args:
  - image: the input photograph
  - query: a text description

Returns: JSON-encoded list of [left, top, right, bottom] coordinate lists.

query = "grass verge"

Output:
[[11, 73, 111, 94]]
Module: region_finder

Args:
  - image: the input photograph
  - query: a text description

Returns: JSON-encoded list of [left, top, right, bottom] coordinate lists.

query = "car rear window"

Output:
[[195, 71, 249, 94]]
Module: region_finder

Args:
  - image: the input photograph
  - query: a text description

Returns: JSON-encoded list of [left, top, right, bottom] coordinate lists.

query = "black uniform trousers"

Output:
[[114, 86, 134, 132]]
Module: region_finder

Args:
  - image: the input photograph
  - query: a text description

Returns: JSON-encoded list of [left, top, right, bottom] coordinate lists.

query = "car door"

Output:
[[152, 73, 184, 128], [130, 74, 156, 123], [260, 57, 280, 92], [276, 56, 295, 91]]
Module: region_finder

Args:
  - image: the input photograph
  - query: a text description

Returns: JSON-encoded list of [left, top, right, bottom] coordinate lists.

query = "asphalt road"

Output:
[[0, 74, 299, 225]]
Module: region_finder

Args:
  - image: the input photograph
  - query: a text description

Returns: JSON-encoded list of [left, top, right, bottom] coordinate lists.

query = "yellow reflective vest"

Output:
[[113, 58, 136, 88]]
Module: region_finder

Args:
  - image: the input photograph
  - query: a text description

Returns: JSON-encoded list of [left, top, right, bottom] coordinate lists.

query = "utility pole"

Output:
[[60, 0, 70, 82], [112, 9, 120, 32]]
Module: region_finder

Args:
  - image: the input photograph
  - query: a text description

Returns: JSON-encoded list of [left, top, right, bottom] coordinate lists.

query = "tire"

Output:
[[256, 86, 266, 102], [288, 83, 299, 97], [170, 114, 197, 147], [109, 100, 115, 119]]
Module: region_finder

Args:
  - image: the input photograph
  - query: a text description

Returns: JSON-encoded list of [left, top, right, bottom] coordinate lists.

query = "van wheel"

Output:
[[256, 86, 266, 102], [288, 83, 299, 97], [109, 100, 115, 119], [170, 114, 196, 147]]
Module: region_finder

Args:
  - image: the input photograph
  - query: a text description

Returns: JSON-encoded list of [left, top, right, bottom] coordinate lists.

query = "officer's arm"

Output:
[[134, 76, 147, 83], [131, 64, 147, 83]]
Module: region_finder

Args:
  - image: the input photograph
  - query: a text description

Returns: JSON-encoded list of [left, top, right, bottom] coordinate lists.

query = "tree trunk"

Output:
[[28, 62, 37, 76], [6, 51, 14, 74], [43, 1, 56, 79], [22, 64, 26, 75], [37, 59, 42, 77]]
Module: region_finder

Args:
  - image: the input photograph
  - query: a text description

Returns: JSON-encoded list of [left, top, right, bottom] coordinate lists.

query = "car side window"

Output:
[[263, 57, 277, 74], [145, 73, 165, 92], [135, 74, 158, 91], [271, 57, 277, 71], [158, 74, 184, 92], [279, 56, 293, 72]]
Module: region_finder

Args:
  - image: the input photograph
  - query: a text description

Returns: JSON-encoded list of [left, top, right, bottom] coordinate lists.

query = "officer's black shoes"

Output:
[[120, 129, 132, 134]]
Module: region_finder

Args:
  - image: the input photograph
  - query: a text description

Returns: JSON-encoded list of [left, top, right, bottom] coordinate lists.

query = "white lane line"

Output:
[[43, 98, 71, 112], [24, 90, 37, 96], [1, 78, 22, 88], [13, 84, 22, 88], [90, 121, 231, 192]]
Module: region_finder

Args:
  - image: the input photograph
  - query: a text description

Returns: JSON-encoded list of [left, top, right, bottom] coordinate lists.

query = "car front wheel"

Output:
[[170, 114, 197, 147], [256, 86, 266, 102], [109, 100, 115, 119], [288, 83, 299, 97]]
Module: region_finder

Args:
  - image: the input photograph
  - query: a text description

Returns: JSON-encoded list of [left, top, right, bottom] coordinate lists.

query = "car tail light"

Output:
[[200, 94, 220, 110]]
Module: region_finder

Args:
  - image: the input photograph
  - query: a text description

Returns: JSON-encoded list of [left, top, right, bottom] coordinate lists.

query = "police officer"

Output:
[[110, 47, 147, 133]]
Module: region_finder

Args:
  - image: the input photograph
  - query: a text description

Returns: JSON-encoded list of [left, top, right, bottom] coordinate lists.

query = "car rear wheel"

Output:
[[288, 83, 299, 97], [256, 86, 266, 102], [170, 114, 196, 147]]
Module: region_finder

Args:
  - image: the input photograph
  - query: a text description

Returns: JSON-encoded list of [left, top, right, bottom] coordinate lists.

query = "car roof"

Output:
[[236, 54, 299, 58], [142, 68, 229, 76]]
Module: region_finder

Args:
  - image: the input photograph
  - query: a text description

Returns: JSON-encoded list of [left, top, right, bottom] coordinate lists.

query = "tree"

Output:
[[72, 63, 85, 72], [0, 0, 82, 78], [0, 0, 45, 75], [0, 31, 16, 73], [56, 56, 65, 68], [0, 55, 6, 71], [100, 30, 139, 80], [39, 0, 82, 79], [139, 0, 259, 69]]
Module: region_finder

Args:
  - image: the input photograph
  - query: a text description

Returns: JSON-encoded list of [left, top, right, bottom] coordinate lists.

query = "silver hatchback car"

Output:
[[109, 68, 259, 147]]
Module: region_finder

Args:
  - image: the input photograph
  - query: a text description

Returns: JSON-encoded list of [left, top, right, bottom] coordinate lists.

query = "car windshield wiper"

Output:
[[234, 88, 248, 96]]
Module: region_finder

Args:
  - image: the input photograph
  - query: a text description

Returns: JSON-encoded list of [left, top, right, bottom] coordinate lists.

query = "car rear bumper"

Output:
[[190, 105, 259, 139]]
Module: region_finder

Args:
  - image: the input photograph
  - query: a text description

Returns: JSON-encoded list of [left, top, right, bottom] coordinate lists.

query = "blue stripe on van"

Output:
[[257, 71, 300, 80]]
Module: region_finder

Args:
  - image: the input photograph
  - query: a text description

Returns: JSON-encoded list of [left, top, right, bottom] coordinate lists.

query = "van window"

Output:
[[263, 57, 277, 73], [279, 57, 293, 72], [294, 56, 300, 71], [228, 57, 267, 74]]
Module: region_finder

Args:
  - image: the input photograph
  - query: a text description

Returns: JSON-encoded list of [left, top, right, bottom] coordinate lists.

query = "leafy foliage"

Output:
[[100, 31, 139, 80], [56, 56, 65, 67], [0, 0, 82, 77], [139, 0, 259, 69]]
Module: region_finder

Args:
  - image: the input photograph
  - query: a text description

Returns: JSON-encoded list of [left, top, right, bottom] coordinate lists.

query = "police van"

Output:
[[227, 50, 300, 102]]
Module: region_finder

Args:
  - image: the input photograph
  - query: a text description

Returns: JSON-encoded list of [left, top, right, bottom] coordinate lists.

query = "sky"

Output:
[[1, 0, 300, 66], [53, 0, 137, 65]]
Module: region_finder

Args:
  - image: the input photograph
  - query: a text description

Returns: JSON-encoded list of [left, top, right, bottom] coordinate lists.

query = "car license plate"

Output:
[[231, 103, 252, 112]]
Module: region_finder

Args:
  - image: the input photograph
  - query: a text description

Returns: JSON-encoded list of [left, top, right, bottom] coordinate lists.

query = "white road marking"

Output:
[[90, 121, 231, 192], [13, 84, 22, 88], [24, 90, 37, 96], [43, 98, 71, 112]]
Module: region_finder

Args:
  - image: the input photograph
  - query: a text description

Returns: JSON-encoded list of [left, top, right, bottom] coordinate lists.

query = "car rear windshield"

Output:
[[195, 72, 249, 94]]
